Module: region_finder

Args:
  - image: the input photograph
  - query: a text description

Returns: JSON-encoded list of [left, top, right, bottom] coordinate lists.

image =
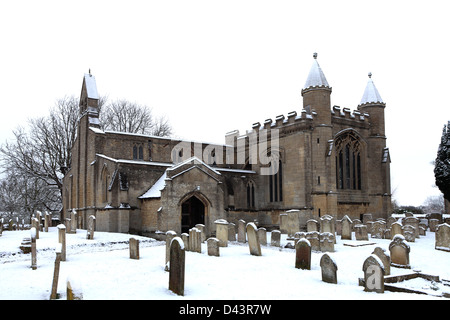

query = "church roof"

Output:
[[303, 53, 330, 89], [359, 73, 384, 105], [139, 171, 167, 199]]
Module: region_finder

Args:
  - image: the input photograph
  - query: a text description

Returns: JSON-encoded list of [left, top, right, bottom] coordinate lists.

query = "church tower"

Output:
[[301, 53, 337, 217], [358, 73, 391, 218]]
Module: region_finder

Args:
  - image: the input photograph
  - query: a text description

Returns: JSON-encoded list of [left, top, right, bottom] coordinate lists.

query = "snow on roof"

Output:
[[84, 73, 99, 100], [95, 154, 172, 167], [303, 53, 330, 89], [360, 73, 384, 105], [139, 171, 167, 199], [167, 156, 221, 176]]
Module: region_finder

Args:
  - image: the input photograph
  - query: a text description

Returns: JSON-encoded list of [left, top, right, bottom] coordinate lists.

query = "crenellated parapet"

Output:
[[331, 105, 370, 123]]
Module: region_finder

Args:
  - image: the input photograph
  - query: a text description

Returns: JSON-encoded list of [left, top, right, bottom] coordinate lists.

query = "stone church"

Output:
[[62, 53, 391, 238]]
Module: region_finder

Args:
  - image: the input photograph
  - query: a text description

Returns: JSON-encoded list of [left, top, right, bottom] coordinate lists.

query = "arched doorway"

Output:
[[181, 196, 205, 233]]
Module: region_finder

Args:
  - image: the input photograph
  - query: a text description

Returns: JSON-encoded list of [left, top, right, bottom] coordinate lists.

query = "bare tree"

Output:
[[0, 96, 80, 213], [422, 194, 445, 214], [100, 99, 172, 136]]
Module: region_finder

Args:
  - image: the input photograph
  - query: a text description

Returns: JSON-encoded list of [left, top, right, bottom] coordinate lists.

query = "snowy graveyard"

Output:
[[0, 223, 449, 300]]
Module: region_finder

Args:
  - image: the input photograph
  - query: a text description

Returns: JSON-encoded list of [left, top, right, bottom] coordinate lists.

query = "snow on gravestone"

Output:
[[215, 219, 229, 247], [389, 234, 410, 269], [246, 223, 261, 256], [295, 238, 311, 270], [362, 254, 385, 293], [169, 237, 185, 296], [320, 253, 338, 284]]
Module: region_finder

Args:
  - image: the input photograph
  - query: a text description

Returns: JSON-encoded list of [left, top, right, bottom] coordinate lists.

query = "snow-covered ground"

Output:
[[0, 227, 449, 300]]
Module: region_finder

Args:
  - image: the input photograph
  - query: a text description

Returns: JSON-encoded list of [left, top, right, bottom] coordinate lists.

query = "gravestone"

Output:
[[320, 253, 338, 284], [86, 215, 96, 240], [129, 238, 139, 259], [429, 212, 443, 224], [65, 218, 72, 234], [362, 255, 385, 293], [31, 227, 37, 270], [189, 227, 201, 253], [44, 212, 49, 232], [228, 223, 236, 241], [341, 215, 352, 240], [195, 224, 206, 242], [271, 230, 281, 247], [354, 224, 369, 241], [389, 234, 410, 269], [419, 226, 426, 236], [257, 228, 267, 246], [383, 229, 391, 239], [181, 233, 190, 251], [279, 214, 288, 234], [70, 210, 77, 234], [306, 231, 320, 251], [286, 209, 301, 237], [320, 215, 336, 243], [20, 237, 32, 254], [352, 219, 362, 230], [295, 238, 311, 270], [372, 247, 390, 275], [215, 219, 229, 247], [387, 216, 397, 228], [403, 216, 420, 238], [165, 230, 177, 271], [306, 219, 319, 232], [391, 222, 403, 239], [58, 224, 66, 261], [238, 219, 246, 243], [429, 219, 439, 232], [320, 232, 334, 252], [168, 237, 185, 296], [435, 223, 450, 252], [207, 237, 220, 257], [371, 221, 385, 239], [402, 225, 416, 242], [246, 223, 261, 256], [50, 244, 62, 299], [31, 218, 39, 239], [362, 213, 373, 224]]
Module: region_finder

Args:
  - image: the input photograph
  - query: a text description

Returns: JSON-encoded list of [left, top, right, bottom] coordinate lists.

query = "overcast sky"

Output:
[[0, 0, 448, 207]]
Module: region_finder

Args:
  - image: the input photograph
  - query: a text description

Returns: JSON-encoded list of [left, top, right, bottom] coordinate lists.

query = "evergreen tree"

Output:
[[434, 121, 450, 201]]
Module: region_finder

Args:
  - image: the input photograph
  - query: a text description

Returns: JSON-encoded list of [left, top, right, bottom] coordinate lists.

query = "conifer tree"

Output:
[[434, 121, 450, 201]]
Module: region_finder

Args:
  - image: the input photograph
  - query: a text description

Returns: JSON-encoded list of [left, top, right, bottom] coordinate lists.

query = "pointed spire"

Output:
[[303, 52, 330, 90], [359, 72, 384, 105]]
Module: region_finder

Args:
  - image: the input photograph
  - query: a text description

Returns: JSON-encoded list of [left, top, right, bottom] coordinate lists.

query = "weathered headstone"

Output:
[[129, 237, 139, 259], [215, 219, 229, 247], [44, 212, 49, 232], [295, 238, 311, 270], [354, 224, 369, 241], [165, 230, 176, 271], [279, 214, 288, 234], [389, 234, 410, 269], [86, 215, 96, 240], [246, 222, 261, 256], [238, 219, 246, 243], [306, 219, 319, 232], [181, 233, 190, 252], [189, 227, 201, 253], [169, 237, 185, 296], [306, 231, 320, 251], [320, 232, 335, 252], [70, 210, 77, 234], [228, 223, 236, 241], [391, 222, 403, 239], [403, 216, 420, 238], [372, 247, 390, 276], [286, 209, 301, 237], [341, 215, 352, 240], [31, 217, 39, 239], [429, 219, 439, 232], [362, 213, 373, 224], [362, 255, 385, 293], [31, 227, 37, 270], [50, 244, 62, 299], [320, 253, 338, 284], [371, 221, 386, 239], [320, 215, 336, 243], [402, 225, 416, 242], [58, 224, 66, 261], [20, 237, 32, 254], [195, 224, 206, 242], [271, 230, 281, 247], [257, 228, 267, 246], [207, 237, 220, 257], [435, 223, 450, 252]]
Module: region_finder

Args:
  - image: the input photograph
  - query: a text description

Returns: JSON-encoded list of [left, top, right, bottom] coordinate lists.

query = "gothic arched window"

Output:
[[247, 181, 256, 208], [335, 131, 362, 190]]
